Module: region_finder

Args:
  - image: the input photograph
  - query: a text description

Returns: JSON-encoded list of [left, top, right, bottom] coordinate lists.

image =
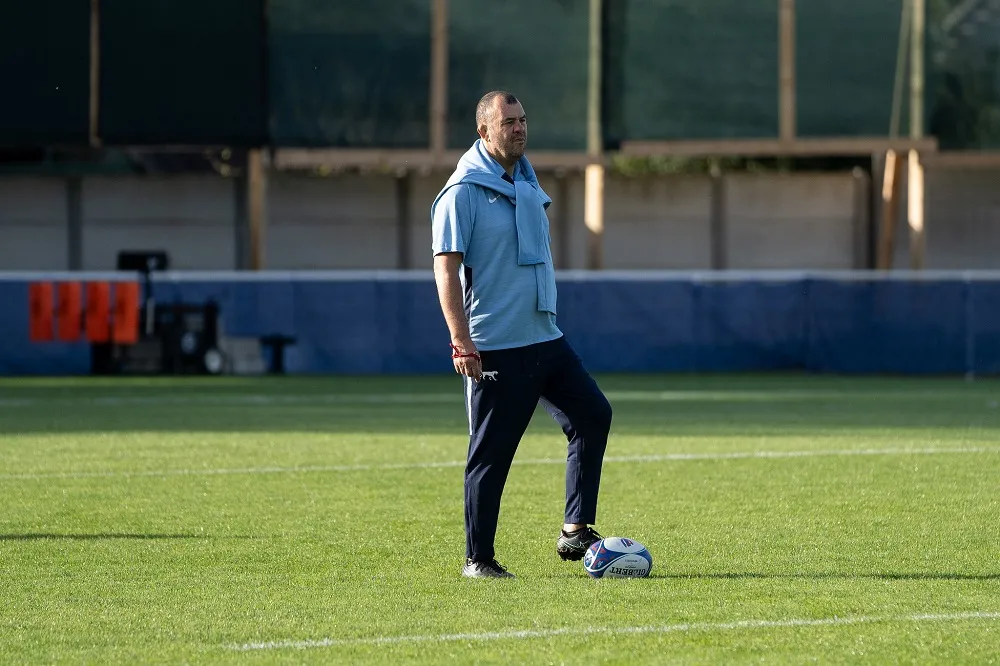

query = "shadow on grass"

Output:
[[650, 571, 1000, 581], [0, 532, 226, 541]]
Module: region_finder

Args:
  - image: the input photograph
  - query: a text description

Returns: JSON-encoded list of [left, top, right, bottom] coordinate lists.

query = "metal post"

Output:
[[584, 0, 604, 270]]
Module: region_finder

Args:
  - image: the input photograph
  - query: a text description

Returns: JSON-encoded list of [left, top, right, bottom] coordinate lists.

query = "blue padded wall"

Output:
[[2, 272, 998, 376]]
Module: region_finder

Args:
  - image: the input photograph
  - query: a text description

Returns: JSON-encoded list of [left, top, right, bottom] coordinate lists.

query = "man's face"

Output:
[[481, 100, 527, 163]]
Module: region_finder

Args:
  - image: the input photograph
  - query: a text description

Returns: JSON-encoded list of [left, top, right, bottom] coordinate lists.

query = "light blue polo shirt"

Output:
[[431, 158, 562, 351]]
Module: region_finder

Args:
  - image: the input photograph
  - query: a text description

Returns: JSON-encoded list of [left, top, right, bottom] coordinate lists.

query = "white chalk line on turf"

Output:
[[229, 611, 1000, 651], [2, 446, 997, 481]]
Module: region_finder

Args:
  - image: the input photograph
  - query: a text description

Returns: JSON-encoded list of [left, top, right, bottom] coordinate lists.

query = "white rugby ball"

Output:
[[583, 537, 653, 579]]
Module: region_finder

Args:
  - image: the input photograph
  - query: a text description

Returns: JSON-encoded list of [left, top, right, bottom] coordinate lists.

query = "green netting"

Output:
[[268, 0, 431, 148], [447, 0, 588, 150], [99, 0, 266, 146], [796, 0, 906, 137], [606, 0, 780, 142], [927, 0, 1000, 149], [0, 0, 90, 148]]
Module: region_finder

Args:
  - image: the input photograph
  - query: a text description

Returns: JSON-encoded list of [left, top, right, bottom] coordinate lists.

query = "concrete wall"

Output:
[[0, 178, 68, 270], [0, 165, 994, 271], [82, 176, 236, 270], [888, 166, 1000, 270]]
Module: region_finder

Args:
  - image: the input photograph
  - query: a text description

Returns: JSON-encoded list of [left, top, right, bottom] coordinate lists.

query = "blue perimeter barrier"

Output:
[[2, 270, 998, 376]]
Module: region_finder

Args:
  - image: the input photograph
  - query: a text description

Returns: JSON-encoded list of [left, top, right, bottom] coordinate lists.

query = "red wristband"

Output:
[[450, 343, 481, 362]]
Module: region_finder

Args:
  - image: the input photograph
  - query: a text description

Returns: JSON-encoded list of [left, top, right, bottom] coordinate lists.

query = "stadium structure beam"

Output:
[[922, 151, 1000, 167], [272, 149, 606, 171], [621, 137, 938, 158], [271, 137, 941, 172]]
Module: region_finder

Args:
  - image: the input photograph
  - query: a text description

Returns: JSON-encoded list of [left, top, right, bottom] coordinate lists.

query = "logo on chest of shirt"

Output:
[[488, 194, 501, 204]]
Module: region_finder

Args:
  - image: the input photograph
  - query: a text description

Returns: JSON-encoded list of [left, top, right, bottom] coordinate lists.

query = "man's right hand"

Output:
[[451, 339, 483, 382]]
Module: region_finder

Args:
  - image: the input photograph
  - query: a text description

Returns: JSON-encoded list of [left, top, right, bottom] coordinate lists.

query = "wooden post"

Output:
[[878, 150, 903, 269], [67, 177, 83, 270], [908, 0, 926, 269], [709, 162, 727, 270], [555, 173, 571, 269], [234, 169, 248, 269], [585, 0, 604, 270], [247, 149, 267, 270], [879, 0, 913, 270], [430, 0, 448, 157], [89, 0, 101, 147], [779, 0, 796, 141], [396, 172, 412, 269], [851, 168, 871, 269]]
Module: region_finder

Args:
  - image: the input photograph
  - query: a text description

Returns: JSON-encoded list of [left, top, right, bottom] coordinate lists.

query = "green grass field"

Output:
[[2, 373, 999, 664]]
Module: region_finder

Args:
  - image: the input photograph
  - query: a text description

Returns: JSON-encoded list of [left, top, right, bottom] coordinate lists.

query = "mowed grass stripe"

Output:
[[1, 387, 999, 408], [231, 611, 1000, 651], [1, 446, 998, 481], [2, 375, 999, 664]]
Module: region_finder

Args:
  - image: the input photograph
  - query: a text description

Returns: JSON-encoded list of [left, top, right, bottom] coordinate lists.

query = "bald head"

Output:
[[475, 91, 527, 172], [476, 91, 519, 131]]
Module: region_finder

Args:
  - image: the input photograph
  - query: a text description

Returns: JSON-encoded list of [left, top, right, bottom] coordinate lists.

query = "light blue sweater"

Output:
[[431, 140, 561, 351]]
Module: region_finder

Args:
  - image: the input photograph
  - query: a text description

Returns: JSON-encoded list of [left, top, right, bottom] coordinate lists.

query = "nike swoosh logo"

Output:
[[489, 194, 500, 203]]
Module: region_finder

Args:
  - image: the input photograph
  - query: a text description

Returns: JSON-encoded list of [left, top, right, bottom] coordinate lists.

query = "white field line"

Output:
[[1, 446, 997, 481], [228, 611, 1000, 651], [0, 389, 996, 409]]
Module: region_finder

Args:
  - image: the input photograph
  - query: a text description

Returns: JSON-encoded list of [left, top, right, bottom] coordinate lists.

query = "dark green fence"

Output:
[[797, 0, 906, 137], [0, 0, 91, 147], [447, 0, 589, 150], [605, 0, 779, 143], [268, 0, 431, 147], [1, 0, 997, 151], [99, 0, 266, 146]]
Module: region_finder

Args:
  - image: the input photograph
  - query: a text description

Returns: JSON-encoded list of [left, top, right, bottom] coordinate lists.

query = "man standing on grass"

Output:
[[430, 90, 614, 579]]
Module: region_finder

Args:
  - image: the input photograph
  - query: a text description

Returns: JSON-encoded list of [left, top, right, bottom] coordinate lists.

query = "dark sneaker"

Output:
[[462, 558, 515, 579], [556, 526, 603, 561]]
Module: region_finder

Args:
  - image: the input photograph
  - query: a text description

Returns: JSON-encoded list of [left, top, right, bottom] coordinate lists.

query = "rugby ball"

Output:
[[583, 537, 652, 579]]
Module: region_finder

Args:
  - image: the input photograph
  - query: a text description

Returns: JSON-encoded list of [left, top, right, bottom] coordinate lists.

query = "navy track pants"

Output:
[[462, 335, 613, 561]]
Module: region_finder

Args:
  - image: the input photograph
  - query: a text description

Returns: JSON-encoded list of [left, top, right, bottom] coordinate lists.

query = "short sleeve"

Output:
[[431, 184, 474, 256]]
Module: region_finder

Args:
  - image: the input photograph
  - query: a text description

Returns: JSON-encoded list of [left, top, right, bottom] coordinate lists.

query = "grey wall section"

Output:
[[888, 166, 1000, 270], [81, 176, 236, 270], [925, 169, 1000, 269], [596, 176, 715, 269], [725, 173, 859, 269], [1, 166, 997, 271], [268, 175, 398, 269], [0, 178, 67, 269]]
